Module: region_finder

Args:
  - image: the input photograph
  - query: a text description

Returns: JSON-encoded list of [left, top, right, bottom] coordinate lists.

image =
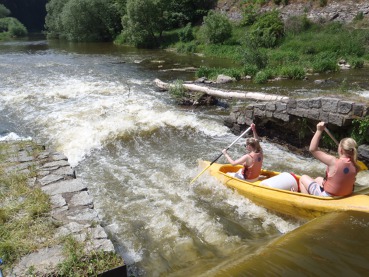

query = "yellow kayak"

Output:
[[201, 161, 369, 219]]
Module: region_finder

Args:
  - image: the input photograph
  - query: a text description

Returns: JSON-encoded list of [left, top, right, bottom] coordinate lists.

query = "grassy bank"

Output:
[[0, 141, 122, 276], [166, 11, 369, 84]]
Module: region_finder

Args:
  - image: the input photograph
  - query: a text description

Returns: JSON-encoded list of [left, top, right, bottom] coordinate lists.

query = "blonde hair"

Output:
[[246, 137, 262, 153], [340, 138, 359, 170]]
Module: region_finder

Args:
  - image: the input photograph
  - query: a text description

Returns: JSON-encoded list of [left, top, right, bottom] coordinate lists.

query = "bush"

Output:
[[178, 23, 194, 42], [0, 4, 10, 18], [242, 43, 268, 70], [8, 19, 27, 37], [278, 65, 305, 79], [248, 10, 284, 48], [254, 71, 269, 84], [312, 57, 338, 73], [176, 41, 198, 54], [349, 57, 364, 69], [284, 15, 312, 35], [201, 11, 232, 44], [0, 17, 27, 37], [242, 64, 258, 76]]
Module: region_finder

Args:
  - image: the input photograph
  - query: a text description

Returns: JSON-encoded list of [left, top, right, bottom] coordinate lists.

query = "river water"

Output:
[[1, 36, 369, 276]]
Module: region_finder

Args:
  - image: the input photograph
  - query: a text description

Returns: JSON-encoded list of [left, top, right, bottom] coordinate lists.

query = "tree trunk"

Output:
[[154, 78, 289, 101]]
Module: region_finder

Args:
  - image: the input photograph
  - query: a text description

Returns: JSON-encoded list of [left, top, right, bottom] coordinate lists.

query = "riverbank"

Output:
[[0, 140, 125, 276]]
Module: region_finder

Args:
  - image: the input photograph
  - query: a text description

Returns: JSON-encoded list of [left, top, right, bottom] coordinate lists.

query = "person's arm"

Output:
[[222, 149, 249, 166], [251, 123, 260, 141], [310, 122, 336, 168]]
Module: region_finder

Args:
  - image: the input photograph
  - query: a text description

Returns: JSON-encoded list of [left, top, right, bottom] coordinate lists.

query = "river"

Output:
[[1, 36, 369, 276]]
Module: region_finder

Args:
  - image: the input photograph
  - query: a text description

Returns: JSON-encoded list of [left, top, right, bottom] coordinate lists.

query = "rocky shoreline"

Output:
[[0, 140, 125, 276]]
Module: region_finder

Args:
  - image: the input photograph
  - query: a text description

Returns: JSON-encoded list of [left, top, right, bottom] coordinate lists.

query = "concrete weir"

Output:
[[0, 141, 125, 276]]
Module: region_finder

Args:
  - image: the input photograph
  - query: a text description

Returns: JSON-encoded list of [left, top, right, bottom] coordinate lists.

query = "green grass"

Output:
[[0, 141, 123, 275], [183, 19, 369, 82]]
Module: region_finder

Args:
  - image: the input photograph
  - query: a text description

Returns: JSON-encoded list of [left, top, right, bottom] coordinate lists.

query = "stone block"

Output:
[[352, 103, 365, 117], [245, 109, 253, 119], [273, 112, 290, 122], [254, 108, 266, 117], [328, 113, 344, 126], [296, 99, 310, 109], [237, 114, 247, 125], [309, 98, 321, 108], [288, 108, 307, 117], [307, 109, 320, 120], [321, 98, 339, 112], [338, 101, 353, 114], [254, 103, 266, 111], [266, 111, 273, 118], [276, 102, 287, 112], [358, 145, 369, 161], [287, 99, 297, 109], [319, 111, 330, 123], [266, 103, 276, 112]]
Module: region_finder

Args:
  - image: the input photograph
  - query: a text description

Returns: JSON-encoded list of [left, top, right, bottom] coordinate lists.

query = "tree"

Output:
[[201, 11, 232, 44], [121, 0, 164, 48], [248, 10, 284, 48], [45, 0, 121, 41], [0, 4, 10, 18]]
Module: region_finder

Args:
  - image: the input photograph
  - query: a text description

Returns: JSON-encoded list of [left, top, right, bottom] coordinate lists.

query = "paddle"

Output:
[[324, 127, 368, 171], [190, 126, 252, 184]]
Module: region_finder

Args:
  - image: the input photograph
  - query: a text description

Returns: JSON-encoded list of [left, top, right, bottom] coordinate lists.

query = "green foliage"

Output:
[[57, 236, 123, 276], [169, 80, 187, 99], [284, 15, 312, 35], [312, 52, 339, 72], [45, 0, 121, 41], [121, 0, 163, 47], [0, 4, 10, 18], [200, 11, 232, 44], [254, 70, 269, 84], [0, 171, 53, 265], [352, 116, 369, 145], [176, 41, 198, 53], [240, 4, 258, 26], [354, 11, 364, 22], [195, 66, 243, 80], [179, 23, 194, 42], [248, 10, 284, 48], [8, 18, 28, 37], [242, 64, 258, 76], [350, 57, 364, 69], [242, 41, 268, 70], [0, 17, 27, 37], [278, 65, 305, 79], [319, 0, 328, 7]]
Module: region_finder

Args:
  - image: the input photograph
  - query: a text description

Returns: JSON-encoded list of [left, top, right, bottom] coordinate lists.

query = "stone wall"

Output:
[[224, 97, 369, 161], [0, 141, 125, 276]]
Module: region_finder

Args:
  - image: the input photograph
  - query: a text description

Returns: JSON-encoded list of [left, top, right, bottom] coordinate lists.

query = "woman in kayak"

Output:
[[299, 121, 359, 197], [222, 123, 263, 182]]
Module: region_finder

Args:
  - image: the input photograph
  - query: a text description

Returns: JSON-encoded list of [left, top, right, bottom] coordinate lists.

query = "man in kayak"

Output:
[[222, 123, 263, 182], [299, 121, 359, 197]]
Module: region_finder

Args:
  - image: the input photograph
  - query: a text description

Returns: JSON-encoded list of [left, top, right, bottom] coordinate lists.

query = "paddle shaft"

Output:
[[190, 127, 252, 184], [324, 128, 339, 145]]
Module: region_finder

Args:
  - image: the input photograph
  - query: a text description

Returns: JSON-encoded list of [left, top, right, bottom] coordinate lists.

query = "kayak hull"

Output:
[[202, 161, 369, 219]]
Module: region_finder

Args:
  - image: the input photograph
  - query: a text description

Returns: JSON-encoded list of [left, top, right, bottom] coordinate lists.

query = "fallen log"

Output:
[[154, 78, 289, 101]]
